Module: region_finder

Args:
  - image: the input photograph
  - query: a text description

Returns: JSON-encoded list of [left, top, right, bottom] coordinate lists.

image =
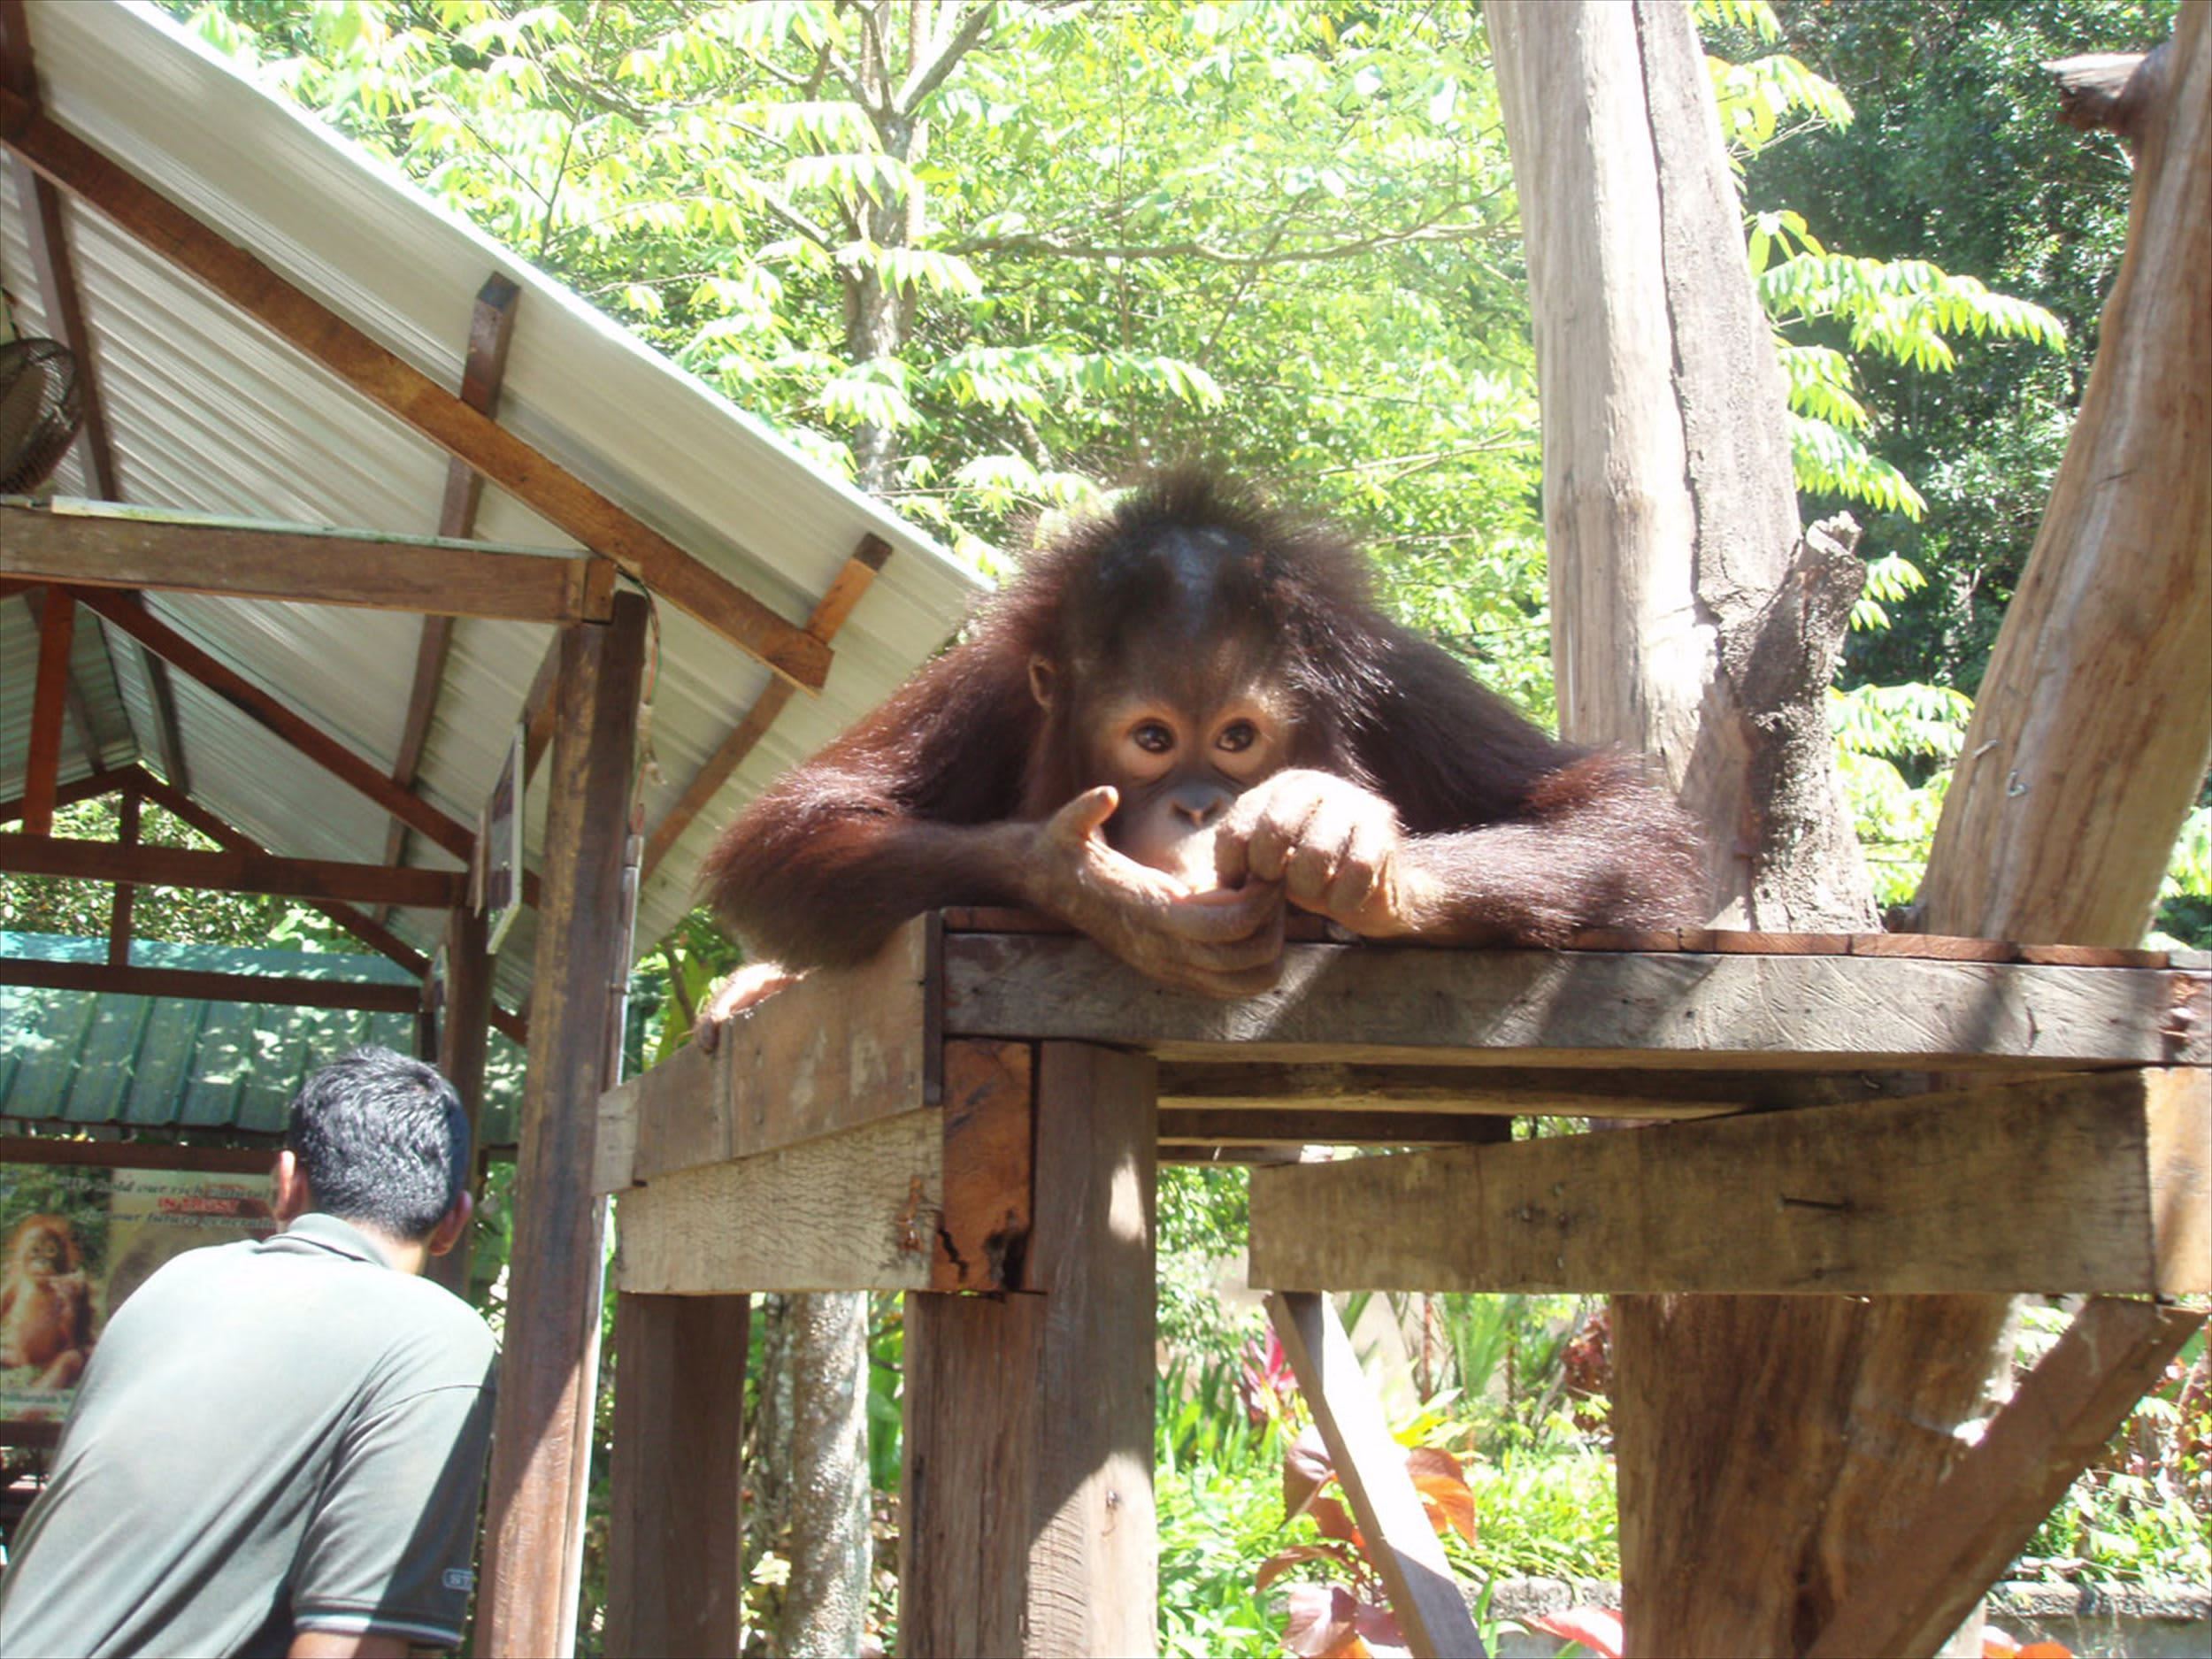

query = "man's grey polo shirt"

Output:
[[0, 1213, 496, 1656]]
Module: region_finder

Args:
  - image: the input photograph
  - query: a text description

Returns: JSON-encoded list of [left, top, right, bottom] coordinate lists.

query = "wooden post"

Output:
[[22, 586, 73, 835], [105, 780, 137, 967], [604, 1293, 749, 1659], [477, 590, 649, 1656], [428, 901, 491, 1300], [901, 1041, 1158, 1656]]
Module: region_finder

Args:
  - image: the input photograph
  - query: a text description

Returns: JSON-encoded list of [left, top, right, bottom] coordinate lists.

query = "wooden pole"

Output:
[[477, 590, 649, 1655], [900, 1041, 1158, 1656], [22, 586, 73, 835], [603, 1294, 749, 1658], [105, 780, 137, 967], [427, 900, 491, 1300]]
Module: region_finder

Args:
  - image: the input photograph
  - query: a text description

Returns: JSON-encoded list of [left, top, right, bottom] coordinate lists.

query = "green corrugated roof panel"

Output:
[[0, 933, 521, 1148]]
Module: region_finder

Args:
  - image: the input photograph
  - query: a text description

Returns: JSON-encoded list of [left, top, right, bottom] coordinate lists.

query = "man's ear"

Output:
[[427, 1190, 473, 1259], [271, 1151, 312, 1225]]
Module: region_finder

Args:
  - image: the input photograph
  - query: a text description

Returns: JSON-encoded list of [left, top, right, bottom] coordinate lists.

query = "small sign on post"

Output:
[[480, 726, 524, 956]]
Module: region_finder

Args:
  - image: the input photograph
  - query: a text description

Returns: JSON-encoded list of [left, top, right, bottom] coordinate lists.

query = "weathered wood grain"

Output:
[[604, 1293, 748, 1659], [595, 920, 935, 1192], [0, 832, 464, 908], [1806, 1298, 2206, 1659], [933, 1039, 1033, 1292], [944, 933, 2208, 1070], [1, 498, 614, 621], [1161, 1110, 1514, 1147], [614, 1110, 942, 1294], [1268, 1292, 1485, 1659], [1248, 1069, 2210, 1295], [477, 594, 648, 1657], [901, 1043, 1157, 1659], [1157, 1059, 1824, 1117]]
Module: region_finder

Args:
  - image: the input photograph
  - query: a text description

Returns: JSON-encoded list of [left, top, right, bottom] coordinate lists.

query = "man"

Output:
[[0, 1047, 496, 1658]]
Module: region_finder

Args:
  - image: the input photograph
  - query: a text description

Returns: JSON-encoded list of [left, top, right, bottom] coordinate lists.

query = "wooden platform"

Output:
[[597, 912, 2208, 1298]]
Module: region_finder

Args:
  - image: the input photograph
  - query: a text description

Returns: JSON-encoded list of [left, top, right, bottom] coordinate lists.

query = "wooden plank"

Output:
[[426, 901, 492, 1299], [0, 955, 419, 1014], [1157, 1060, 1791, 1118], [933, 1038, 1033, 1293], [1267, 1291, 1484, 1659], [22, 584, 73, 833], [604, 1292, 747, 1659], [1248, 1069, 2211, 1295], [1161, 1110, 1513, 1146], [942, 933, 2209, 1070], [381, 274, 521, 906], [73, 587, 478, 865], [595, 918, 935, 1192], [642, 534, 894, 881], [1806, 1298, 2206, 1659], [614, 1110, 942, 1294], [0, 832, 463, 907], [902, 1042, 1157, 1658], [0, 85, 829, 690], [1, 499, 615, 620], [477, 593, 649, 1658], [23, 587, 100, 780]]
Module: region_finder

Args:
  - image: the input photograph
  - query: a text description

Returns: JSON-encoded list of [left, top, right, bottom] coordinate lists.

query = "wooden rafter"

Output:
[[0, 2, 188, 795], [0, 831, 465, 908], [383, 273, 522, 902], [0, 764, 138, 826], [69, 587, 477, 866], [0, 955, 421, 1015], [641, 534, 894, 881], [0, 82, 831, 691], [2, 499, 617, 622], [133, 767, 526, 1045], [20, 584, 74, 833], [106, 778, 137, 966], [22, 585, 99, 774]]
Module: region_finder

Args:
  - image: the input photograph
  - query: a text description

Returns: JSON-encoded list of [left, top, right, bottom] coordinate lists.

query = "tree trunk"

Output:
[[1488, 1, 2209, 1652]]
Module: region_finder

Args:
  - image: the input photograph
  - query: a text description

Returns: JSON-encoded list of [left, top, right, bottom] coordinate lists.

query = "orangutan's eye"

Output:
[[1217, 721, 1257, 753], [1133, 722, 1175, 754]]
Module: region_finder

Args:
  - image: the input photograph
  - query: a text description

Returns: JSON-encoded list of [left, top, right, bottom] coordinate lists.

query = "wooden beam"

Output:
[[1248, 1069, 2210, 1295], [520, 630, 563, 784], [1157, 1060, 1778, 1119], [641, 533, 894, 880], [72, 587, 478, 865], [2, 499, 616, 621], [1267, 1291, 1484, 1659], [592, 918, 935, 1194], [901, 1042, 1157, 1658], [1806, 1297, 2206, 1659], [129, 768, 528, 1048], [0, 764, 136, 826], [604, 1294, 748, 1658], [22, 584, 73, 833], [1160, 1110, 1514, 1146], [105, 780, 137, 966], [0, 955, 420, 1013], [383, 274, 522, 904], [0, 832, 465, 908], [23, 587, 101, 779], [943, 933, 2210, 1070], [478, 593, 650, 1657], [0, 84, 830, 690], [426, 900, 493, 1299]]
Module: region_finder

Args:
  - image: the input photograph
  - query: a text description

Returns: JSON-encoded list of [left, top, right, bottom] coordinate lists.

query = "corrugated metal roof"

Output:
[[1, 0, 984, 1008], [0, 932, 526, 1145]]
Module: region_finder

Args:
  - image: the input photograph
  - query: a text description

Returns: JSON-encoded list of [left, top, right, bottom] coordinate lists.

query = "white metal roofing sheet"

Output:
[[1, 0, 984, 1005]]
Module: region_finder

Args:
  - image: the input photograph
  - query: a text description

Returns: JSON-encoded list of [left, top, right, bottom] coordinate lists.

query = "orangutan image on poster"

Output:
[[0, 1163, 276, 1428]]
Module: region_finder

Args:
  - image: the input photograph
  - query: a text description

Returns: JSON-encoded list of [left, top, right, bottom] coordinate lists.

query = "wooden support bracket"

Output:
[[1249, 1069, 2210, 1295], [1806, 1296, 2207, 1659], [1267, 1291, 1485, 1659]]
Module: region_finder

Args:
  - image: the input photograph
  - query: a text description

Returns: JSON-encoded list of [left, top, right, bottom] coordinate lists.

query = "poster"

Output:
[[0, 1164, 276, 1428]]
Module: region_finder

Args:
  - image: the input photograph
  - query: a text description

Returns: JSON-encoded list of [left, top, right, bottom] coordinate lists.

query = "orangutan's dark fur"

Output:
[[705, 471, 1701, 974]]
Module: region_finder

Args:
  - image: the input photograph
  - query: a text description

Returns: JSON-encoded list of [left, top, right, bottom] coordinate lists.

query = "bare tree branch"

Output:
[[895, 2, 997, 114]]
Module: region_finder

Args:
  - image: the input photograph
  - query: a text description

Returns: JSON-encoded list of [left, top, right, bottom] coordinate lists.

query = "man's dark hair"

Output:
[[287, 1047, 469, 1240]]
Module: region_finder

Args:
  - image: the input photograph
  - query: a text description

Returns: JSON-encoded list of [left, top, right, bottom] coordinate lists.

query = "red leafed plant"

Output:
[[1256, 1425, 1477, 1658]]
